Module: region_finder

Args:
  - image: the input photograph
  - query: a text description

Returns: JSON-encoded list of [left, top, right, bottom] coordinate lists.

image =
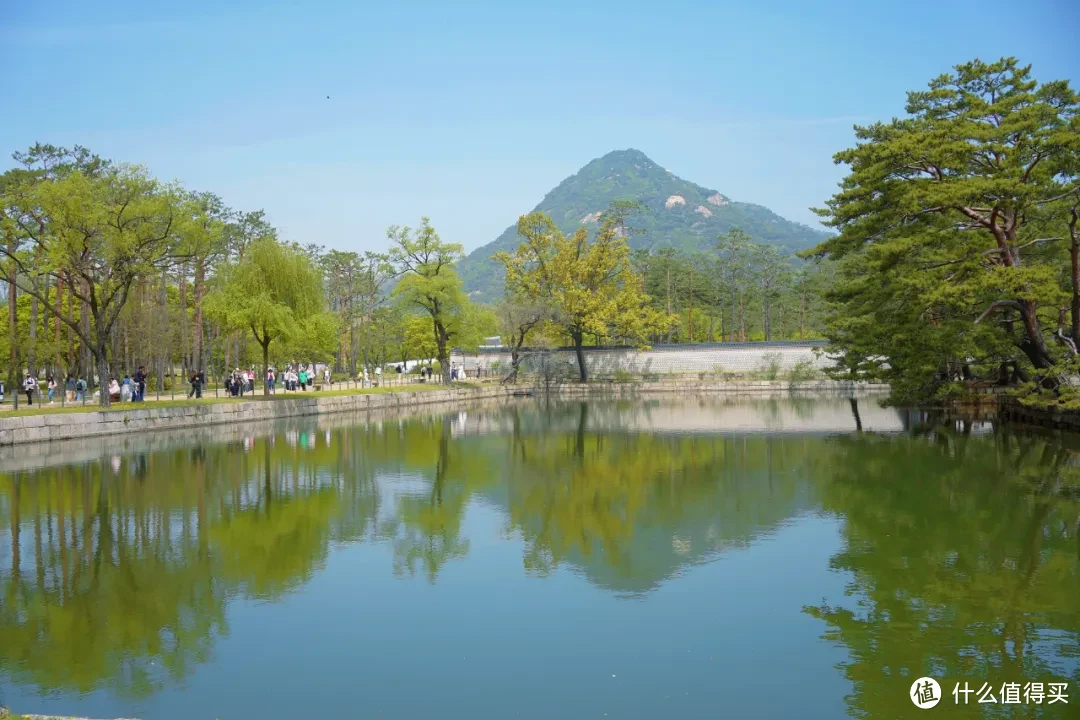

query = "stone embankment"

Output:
[[0, 380, 889, 447]]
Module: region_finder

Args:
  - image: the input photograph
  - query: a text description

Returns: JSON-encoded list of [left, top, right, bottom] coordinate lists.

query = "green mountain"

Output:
[[458, 148, 830, 300]]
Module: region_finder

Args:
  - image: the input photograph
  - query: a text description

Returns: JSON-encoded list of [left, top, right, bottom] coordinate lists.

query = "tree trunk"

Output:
[[800, 289, 806, 341], [262, 337, 270, 392], [95, 339, 111, 408], [573, 330, 588, 382], [1070, 209, 1079, 343], [738, 292, 746, 341], [1015, 301, 1055, 386], [157, 273, 167, 392], [55, 273, 64, 370], [730, 286, 737, 342], [6, 231, 17, 397], [66, 273, 75, 372], [435, 319, 451, 384], [194, 259, 206, 372], [665, 259, 672, 344], [510, 348, 520, 383], [79, 291, 91, 387], [28, 277, 38, 376], [688, 268, 694, 343], [179, 265, 189, 374], [763, 291, 771, 341]]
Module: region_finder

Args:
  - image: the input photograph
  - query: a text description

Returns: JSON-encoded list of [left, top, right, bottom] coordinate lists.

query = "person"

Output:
[[361, 367, 369, 388], [267, 367, 276, 394], [23, 372, 37, 406], [121, 374, 133, 402], [65, 375, 76, 402], [324, 366, 331, 387], [47, 376, 57, 403], [108, 377, 121, 402], [246, 368, 255, 394], [450, 362, 458, 381], [188, 369, 204, 399], [134, 366, 147, 402], [298, 366, 308, 391], [76, 377, 87, 402], [374, 365, 382, 386]]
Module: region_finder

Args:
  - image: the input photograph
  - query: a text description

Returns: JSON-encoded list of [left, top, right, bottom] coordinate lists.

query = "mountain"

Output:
[[458, 148, 830, 300]]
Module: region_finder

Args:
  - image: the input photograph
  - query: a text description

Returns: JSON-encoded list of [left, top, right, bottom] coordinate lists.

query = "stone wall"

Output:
[[0, 380, 888, 448], [0, 387, 513, 448], [451, 341, 833, 377]]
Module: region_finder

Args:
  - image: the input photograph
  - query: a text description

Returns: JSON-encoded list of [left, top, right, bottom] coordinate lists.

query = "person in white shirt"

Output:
[[23, 372, 38, 406]]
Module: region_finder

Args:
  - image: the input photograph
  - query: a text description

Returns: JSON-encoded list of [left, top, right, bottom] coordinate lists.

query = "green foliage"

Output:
[[787, 359, 817, 386], [495, 211, 673, 381], [757, 351, 782, 380], [810, 57, 1080, 402], [207, 237, 336, 369], [460, 149, 829, 300], [390, 218, 468, 380]]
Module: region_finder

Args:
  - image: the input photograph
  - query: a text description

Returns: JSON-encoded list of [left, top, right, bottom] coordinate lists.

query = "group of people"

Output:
[[18, 367, 146, 406], [106, 370, 149, 402], [13, 360, 448, 407], [226, 367, 257, 397], [266, 363, 325, 394]]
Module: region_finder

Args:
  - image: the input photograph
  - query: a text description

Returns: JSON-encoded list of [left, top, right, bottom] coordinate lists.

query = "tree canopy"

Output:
[[810, 57, 1080, 402], [206, 236, 336, 376], [495, 211, 672, 381]]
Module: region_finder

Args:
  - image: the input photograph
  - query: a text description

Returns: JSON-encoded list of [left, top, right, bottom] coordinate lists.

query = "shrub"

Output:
[[758, 352, 783, 381], [788, 359, 816, 386]]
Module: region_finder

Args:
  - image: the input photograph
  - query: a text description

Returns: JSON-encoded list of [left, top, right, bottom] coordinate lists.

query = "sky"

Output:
[[3, 0, 1078, 254]]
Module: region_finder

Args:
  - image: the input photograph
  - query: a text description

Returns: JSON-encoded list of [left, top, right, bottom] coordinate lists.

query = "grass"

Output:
[[0, 382, 457, 418]]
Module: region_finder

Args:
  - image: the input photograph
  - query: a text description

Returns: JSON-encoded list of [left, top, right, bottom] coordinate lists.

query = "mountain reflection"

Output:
[[0, 396, 1077, 714]]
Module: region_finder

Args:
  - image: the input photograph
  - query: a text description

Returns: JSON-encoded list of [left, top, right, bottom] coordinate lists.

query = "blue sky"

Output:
[[4, 0, 1077, 253]]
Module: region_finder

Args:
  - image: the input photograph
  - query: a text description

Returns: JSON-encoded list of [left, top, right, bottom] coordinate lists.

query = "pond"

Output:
[[0, 395, 1077, 719]]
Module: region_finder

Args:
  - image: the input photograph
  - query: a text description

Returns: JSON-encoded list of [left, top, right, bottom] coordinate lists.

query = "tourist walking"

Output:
[[188, 369, 204, 398], [23, 372, 38, 406], [65, 375, 76, 402], [299, 366, 308, 391], [134, 366, 147, 402], [47, 376, 57, 403], [267, 367, 276, 394], [76, 377, 87, 402]]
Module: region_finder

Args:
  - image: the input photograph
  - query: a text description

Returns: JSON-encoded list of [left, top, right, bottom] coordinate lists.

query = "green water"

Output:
[[0, 396, 1077, 719]]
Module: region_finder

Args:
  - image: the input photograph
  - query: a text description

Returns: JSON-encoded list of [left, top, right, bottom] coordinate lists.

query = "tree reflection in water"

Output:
[[0, 398, 1076, 716]]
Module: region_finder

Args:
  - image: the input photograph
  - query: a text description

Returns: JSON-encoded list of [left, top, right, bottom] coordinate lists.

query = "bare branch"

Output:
[[975, 300, 1023, 324]]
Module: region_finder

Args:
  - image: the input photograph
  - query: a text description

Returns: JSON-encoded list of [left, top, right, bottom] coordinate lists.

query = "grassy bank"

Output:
[[0, 382, 470, 418]]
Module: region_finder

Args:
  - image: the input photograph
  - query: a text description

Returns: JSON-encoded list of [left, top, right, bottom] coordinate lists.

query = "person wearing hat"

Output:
[[23, 371, 38, 406]]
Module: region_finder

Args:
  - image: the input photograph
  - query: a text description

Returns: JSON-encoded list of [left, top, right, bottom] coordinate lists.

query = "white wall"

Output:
[[451, 343, 831, 376]]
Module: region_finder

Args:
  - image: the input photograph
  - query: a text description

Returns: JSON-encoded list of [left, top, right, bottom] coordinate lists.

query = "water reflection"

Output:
[[804, 428, 1080, 719], [0, 396, 1077, 719]]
